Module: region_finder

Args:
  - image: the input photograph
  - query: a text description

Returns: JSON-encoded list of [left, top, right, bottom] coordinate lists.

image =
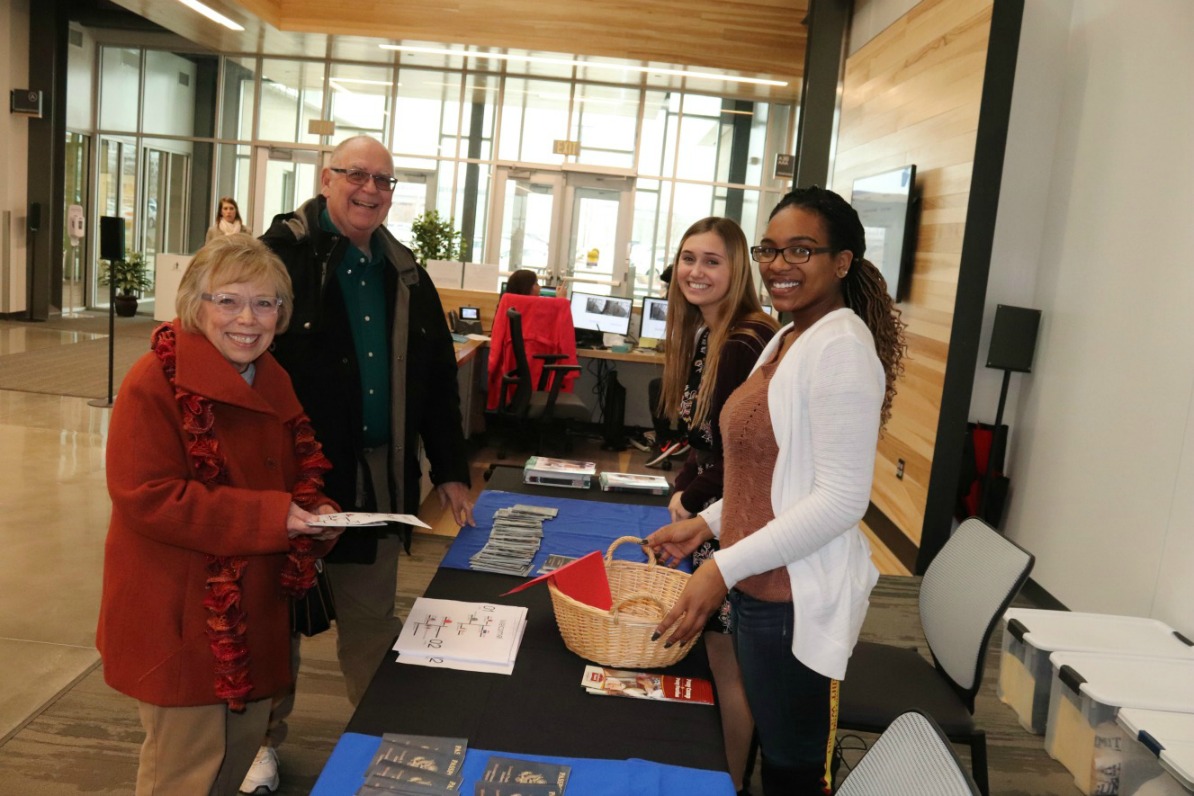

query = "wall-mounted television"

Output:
[[851, 165, 918, 302]]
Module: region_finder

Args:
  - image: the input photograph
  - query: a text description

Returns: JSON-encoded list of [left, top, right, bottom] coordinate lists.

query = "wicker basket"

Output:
[[548, 535, 693, 669]]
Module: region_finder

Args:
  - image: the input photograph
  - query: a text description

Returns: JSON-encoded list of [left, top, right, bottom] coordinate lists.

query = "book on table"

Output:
[[392, 598, 528, 675], [598, 471, 670, 495], [580, 664, 715, 705], [523, 456, 596, 489]]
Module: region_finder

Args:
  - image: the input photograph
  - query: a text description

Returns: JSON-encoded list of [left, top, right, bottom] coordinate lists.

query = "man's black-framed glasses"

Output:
[[750, 245, 834, 265], [201, 293, 283, 317], [329, 167, 399, 192]]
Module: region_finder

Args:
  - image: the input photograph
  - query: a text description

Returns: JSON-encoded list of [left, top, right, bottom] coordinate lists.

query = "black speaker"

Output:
[[986, 304, 1041, 373], [99, 216, 125, 261], [27, 202, 41, 233]]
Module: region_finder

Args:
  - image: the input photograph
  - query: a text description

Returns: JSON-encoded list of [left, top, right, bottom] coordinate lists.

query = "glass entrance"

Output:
[[252, 146, 322, 233], [485, 167, 633, 297], [62, 132, 90, 315]]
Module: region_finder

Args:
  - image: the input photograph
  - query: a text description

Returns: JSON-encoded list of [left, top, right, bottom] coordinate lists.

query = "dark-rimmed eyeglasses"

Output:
[[328, 167, 399, 192], [201, 293, 283, 317], [750, 245, 833, 265]]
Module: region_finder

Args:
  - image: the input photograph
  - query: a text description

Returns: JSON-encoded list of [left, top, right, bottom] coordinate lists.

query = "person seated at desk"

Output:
[[505, 268, 541, 296], [486, 291, 579, 410]]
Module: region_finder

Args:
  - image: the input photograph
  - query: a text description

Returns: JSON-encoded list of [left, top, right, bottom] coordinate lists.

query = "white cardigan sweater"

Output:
[[703, 307, 884, 680]]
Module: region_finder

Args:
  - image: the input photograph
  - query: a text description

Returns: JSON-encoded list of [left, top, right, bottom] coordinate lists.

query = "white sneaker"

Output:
[[239, 746, 279, 794]]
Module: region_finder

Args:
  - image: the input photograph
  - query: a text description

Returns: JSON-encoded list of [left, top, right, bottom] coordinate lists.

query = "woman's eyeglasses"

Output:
[[750, 245, 833, 265], [201, 293, 283, 317], [328, 167, 399, 192]]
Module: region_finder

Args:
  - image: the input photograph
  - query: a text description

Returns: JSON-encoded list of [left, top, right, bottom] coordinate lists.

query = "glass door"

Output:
[[560, 173, 634, 297], [252, 146, 322, 234], [385, 170, 438, 250], [62, 132, 90, 315], [484, 167, 633, 296]]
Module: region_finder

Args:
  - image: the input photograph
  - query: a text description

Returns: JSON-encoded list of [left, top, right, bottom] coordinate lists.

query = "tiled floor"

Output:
[[0, 389, 110, 742]]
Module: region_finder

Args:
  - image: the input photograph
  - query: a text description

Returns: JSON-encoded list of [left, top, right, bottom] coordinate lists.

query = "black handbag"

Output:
[[291, 559, 336, 637]]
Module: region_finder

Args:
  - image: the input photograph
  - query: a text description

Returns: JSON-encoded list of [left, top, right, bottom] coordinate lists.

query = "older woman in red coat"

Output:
[[97, 234, 342, 795]]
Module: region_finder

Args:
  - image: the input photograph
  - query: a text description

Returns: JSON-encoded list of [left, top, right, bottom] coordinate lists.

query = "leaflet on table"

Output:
[[580, 665, 715, 705], [306, 512, 431, 529], [392, 598, 528, 675]]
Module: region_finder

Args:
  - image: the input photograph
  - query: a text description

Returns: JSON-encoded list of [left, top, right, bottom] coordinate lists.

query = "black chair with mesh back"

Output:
[[495, 306, 588, 454], [836, 710, 980, 796], [838, 516, 1034, 796]]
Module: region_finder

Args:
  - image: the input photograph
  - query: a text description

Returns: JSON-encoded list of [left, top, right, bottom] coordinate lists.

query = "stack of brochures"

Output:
[[393, 598, 528, 675], [523, 456, 597, 489], [469, 504, 557, 576], [597, 471, 670, 495], [580, 665, 715, 705], [475, 755, 571, 796], [355, 733, 467, 796]]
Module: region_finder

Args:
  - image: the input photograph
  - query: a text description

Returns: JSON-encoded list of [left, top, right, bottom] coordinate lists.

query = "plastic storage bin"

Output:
[[1044, 652, 1194, 795], [1117, 708, 1194, 795], [998, 609, 1194, 734]]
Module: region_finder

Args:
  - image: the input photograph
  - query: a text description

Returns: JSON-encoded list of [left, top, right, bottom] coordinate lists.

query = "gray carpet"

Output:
[[0, 316, 156, 399]]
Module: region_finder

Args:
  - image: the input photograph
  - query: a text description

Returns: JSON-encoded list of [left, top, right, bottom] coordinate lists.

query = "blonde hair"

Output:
[[177, 234, 293, 333], [658, 217, 777, 428]]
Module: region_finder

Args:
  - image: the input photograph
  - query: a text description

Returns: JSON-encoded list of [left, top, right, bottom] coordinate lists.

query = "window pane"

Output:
[[143, 51, 217, 137], [394, 69, 460, 158], [573, 83, 637, 170], [630, 179, 663, 298], [222, 57, 257, 141], [499, 78, 568, 164], [215, 143, 253, 230], [460, 73, 498, 161], [639, 91, 677, 178], [675, 96, 723, 182], [67, 27, 94, 131], [99, 47, 140, 132], [329, 63, 392, 145], [259, 59, 325, 145]]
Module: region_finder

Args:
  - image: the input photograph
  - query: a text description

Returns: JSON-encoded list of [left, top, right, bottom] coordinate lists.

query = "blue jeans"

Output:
[[730, 590, 835, 795]]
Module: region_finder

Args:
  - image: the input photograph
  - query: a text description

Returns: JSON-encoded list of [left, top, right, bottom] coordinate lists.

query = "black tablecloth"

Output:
[[344, 468, 728, 772]]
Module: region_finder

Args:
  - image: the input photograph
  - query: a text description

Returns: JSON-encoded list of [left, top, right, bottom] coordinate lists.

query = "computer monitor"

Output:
[[569, 290, 632, 348], [639, 297, 668, 340]]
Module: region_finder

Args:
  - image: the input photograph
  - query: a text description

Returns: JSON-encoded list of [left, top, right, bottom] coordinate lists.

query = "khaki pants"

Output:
[[135, 698, 271, 796]]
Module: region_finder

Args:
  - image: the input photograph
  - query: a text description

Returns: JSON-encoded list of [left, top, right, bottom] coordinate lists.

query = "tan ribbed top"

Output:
[[719, 352, 792, 602]]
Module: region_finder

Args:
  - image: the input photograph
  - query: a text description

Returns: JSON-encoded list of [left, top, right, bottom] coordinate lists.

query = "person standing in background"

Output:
[[206, 196, 250, 243], [250, 135, 475, 794], [647, 186, 906, 794], [653, 216, 777, 795]]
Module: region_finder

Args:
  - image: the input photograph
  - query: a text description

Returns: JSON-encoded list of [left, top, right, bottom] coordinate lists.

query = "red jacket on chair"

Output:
[[487, 293, 579, 410]]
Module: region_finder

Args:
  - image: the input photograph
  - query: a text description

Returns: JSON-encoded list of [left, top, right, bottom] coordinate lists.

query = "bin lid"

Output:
[[1159, 741, 1194, 789], [1118, 707, 1194, 744], [1050, 651, 1194, 712], [1003, 608, 1194, 658]]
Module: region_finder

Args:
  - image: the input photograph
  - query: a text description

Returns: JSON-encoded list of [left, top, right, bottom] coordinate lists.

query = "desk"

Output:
[[316, 470, 729, 794], [575, 347, 665, 431]]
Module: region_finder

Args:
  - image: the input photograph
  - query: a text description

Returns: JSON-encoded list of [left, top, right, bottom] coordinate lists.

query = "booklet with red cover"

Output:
[[580, 665, 715, 705]]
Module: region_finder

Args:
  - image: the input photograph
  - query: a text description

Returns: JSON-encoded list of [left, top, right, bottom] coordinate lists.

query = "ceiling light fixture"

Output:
[[378, 44, 787, 87], [176, 0, 244, 31]]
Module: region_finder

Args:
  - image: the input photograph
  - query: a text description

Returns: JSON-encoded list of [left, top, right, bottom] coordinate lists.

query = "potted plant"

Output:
[[410, 210, 463, 265], [99, 250, 153, 317]]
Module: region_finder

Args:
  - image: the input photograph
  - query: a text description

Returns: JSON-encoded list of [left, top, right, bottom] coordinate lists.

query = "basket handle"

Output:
[[610, 592, 667, 621], [605, 535, 656, 569]]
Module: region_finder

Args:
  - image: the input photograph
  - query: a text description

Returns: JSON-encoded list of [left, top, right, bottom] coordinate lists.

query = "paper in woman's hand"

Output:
[[306, 512, 431, 529]]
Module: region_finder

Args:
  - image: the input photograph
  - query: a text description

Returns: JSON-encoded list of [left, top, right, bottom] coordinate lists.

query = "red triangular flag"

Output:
[[501, 550, 613, 610]]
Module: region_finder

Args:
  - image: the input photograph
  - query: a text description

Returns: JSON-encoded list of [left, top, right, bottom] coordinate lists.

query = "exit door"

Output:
[[485, 166, 634, 297]]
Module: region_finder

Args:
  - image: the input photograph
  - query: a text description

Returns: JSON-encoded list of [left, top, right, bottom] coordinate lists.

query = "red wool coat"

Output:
[[97, 325, 334, 707]]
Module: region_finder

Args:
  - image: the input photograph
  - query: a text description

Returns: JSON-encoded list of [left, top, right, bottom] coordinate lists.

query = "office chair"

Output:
[[494, 306, 588, 454], [838, 517, 1034, 796], [836, 711, 980, 796]]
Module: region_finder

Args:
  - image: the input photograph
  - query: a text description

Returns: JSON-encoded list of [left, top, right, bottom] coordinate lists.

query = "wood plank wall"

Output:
[[832, 0, 995, 546], [217, 0, 808, 99]]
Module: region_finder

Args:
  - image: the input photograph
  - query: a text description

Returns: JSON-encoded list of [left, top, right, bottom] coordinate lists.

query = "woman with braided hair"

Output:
[[97, 234, 343, 795], [645, 186, 906, 795]]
